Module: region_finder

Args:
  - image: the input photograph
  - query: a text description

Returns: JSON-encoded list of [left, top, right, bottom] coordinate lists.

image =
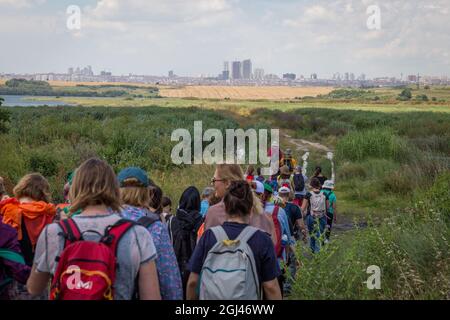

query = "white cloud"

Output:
[[0, 0, 45, 8]]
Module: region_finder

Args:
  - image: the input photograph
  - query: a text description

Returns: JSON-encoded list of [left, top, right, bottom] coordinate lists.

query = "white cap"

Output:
[[254, 180, 265, 194], [322, 180, 335, 190], [278, 186, 291, 194]]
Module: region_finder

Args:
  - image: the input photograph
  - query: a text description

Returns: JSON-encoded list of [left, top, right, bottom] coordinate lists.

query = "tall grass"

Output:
[[290, 172, 450, 300]]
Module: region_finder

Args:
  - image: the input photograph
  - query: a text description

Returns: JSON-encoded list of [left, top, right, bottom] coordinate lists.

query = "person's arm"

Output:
[[262, 279, 282, 300], [186, 272, 199, 300], [27, 264, 51, 296], [138, 260, 161, 300]]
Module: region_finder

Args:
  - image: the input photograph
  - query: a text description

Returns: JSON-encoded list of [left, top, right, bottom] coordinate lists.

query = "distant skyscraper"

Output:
[[68, 67, 74, 75], [242, 59, 252, 79], [232, 61, 242, 79], [254, 68, 264, 80], [344, 72, 349, 81], [168, 70, 174, 78], [350, 73, 355, 81], [222, 61, 230, 80], [311, 73, 318, 80]]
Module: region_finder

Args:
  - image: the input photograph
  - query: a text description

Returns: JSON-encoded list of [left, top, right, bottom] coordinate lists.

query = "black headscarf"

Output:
[[176, 186, 202, 231]]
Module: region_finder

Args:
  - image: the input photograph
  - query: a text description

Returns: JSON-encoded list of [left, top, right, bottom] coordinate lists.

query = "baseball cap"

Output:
[[253, 181, 264, 194], [117, 167, 149, 187]]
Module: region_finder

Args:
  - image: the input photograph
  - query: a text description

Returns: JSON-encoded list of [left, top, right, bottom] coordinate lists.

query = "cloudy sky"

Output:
[[0, 0, 449, 78]]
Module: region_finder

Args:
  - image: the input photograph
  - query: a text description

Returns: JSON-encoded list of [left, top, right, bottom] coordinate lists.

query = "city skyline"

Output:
[[0, 0, 449, 78]]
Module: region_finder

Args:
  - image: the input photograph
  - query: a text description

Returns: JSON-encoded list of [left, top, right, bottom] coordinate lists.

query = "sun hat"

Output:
[[322, 180, 335, 190], [117, 167, 149, 188]]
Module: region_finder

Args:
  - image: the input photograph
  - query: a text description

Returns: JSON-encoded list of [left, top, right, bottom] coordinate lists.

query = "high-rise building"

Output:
[[68, 67, 74, 75], [242, 59, 252, 79], [222, 61, 230, 80], [344, 72, 349, 81], [311, 73, 318, 80], [168, 70, 174, 78], [350, 73, 355, 81], [254, 68, 264, 80], [232, 61, 242, 79]]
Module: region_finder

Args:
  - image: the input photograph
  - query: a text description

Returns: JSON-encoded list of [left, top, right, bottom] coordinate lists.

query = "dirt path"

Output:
[[283, 133, 332, 153], [282, 132, 365, 234]]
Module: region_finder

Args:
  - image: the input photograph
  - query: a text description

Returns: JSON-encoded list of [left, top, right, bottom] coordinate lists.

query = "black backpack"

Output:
[[293, 173, 305, 192]]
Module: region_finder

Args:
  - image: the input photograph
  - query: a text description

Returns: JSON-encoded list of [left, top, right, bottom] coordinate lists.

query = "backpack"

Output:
[[199, 226, 260, 300], [0, 248, 26, 295], [271, 206, 283, 258], [137, 215, 161, 229], [309, 192, 327, 218], [293, 173, 305, 193], [50, 219, 135, 300]]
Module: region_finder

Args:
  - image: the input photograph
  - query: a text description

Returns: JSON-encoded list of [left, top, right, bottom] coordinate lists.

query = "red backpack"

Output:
[[50, 218, 135, 300], [271, 206, 283, 258]]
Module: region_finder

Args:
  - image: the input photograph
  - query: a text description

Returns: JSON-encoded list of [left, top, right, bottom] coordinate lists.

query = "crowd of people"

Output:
[[0, 152, 337, 300]]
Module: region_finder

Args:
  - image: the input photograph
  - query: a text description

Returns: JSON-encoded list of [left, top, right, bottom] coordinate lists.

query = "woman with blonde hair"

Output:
[[203, 164, 276, 244], [27, 159, 161, 300]]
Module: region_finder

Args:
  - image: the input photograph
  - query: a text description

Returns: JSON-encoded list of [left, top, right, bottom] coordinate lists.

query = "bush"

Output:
[[415, 94, 429, 102], [397, 88, 412, 101]]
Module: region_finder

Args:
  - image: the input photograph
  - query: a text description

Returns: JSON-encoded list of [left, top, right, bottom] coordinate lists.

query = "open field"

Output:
[[159, 85, 334, 100], [1, 91, 449, 299]]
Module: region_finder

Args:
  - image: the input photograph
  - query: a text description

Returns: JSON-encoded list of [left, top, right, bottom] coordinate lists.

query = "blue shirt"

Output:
[[120, 205, 183, 300], [264, 202, 294, 262]]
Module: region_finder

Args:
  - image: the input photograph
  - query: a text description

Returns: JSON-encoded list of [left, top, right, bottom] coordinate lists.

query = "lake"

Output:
[[0, 95, 74, 107]]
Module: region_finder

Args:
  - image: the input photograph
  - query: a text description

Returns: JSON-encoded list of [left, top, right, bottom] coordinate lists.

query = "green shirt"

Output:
[[321, 189, 336, 215]]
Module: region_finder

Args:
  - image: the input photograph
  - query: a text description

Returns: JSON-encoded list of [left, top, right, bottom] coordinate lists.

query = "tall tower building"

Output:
[[242, 59, 252, 79], [232, 61, 242, 80]]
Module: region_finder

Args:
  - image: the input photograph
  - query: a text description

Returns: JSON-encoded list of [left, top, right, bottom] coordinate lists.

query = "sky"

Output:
[[0, 0, 449, 78]]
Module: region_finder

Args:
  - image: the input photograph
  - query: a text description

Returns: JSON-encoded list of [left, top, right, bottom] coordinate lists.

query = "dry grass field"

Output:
[[159, 85, 333, 100]]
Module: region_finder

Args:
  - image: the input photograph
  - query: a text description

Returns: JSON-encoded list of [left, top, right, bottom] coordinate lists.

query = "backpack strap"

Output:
[[210, 226, 229, 243], [137, 215, 160, 229], [102, 219, 136, 256], [273, 205, 280, 217], [58, 219, 83, 247], [236, 226, 258, 244]]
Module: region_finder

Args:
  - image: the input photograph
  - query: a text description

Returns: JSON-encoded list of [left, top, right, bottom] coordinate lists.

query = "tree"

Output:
[[0, 96, 3, 106], [397, 88, 412, 101]]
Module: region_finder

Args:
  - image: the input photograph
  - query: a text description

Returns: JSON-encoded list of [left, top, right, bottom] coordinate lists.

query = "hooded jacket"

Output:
[[0, 198, 56, 253]]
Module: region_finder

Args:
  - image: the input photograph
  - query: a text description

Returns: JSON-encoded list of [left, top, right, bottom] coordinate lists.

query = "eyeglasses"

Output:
[[211, 177, 225, 184]]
